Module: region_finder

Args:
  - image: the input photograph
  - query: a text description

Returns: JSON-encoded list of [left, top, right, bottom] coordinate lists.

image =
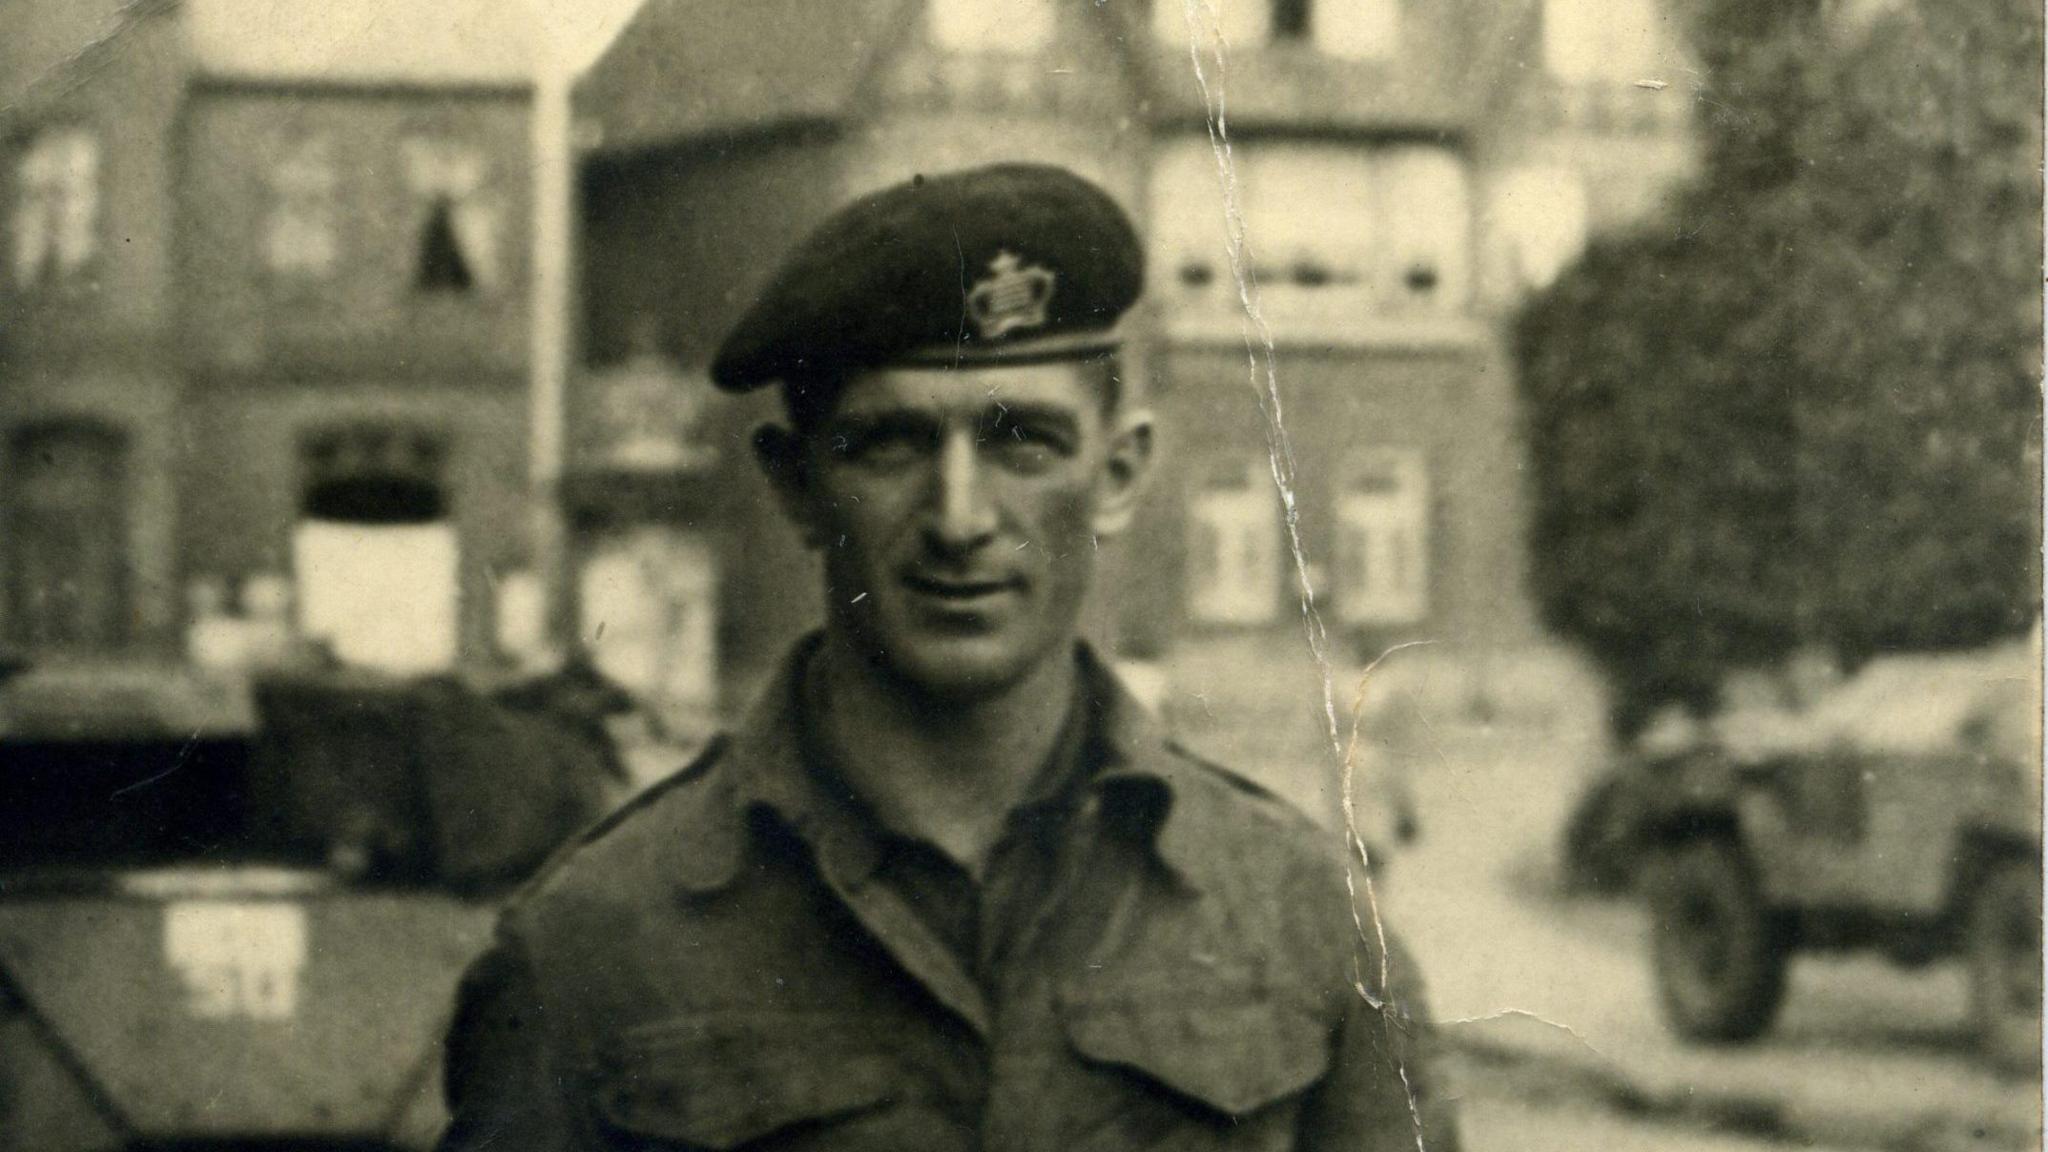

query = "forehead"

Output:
[[828, 362, 1097, 420]]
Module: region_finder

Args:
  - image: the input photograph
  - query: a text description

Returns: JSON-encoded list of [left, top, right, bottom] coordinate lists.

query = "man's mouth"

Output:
[[901, 573, 1019, 603]]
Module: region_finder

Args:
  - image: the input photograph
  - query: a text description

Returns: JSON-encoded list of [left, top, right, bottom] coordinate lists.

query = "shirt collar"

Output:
[[707, 635, 1227, 896]]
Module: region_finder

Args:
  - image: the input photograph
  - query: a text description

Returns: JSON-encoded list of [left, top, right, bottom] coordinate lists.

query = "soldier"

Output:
[[438, 163, 1458, 1151]]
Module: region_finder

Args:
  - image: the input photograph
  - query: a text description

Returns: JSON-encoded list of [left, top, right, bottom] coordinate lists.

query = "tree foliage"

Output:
[[1516, 0, 2043, 736]]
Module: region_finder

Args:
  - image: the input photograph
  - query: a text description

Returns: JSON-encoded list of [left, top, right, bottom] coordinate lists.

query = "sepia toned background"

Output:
[[0, 1, 2039, 1150]]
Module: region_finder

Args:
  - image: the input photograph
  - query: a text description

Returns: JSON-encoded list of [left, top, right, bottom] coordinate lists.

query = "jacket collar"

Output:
[[672, 636, 1230, 897]]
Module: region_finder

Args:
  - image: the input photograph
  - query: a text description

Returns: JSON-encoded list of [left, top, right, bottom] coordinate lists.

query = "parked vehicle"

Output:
[[0, 658, 622, 1151], [1615, 638, 2041, 1072]]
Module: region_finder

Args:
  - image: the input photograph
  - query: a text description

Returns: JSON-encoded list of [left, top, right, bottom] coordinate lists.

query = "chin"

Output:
[[869, 632, 1045, 702]]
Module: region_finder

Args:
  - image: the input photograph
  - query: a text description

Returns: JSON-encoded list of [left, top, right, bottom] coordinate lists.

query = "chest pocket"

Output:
[[1056, 990, 1333, 1151], [593, 1013, 902, 1150]]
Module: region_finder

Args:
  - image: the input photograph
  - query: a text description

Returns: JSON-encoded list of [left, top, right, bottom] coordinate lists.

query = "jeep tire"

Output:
[[1968, 857, 2042, 1075], [1647, 838, 1790, 1043]]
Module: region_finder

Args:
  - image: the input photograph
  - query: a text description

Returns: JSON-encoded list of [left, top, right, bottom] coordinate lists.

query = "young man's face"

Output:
[[761, 361, 1153, 700]]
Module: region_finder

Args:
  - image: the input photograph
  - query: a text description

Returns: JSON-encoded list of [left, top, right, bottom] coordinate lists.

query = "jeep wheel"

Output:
[[1647, 838, 1790, 1042], [1968, 858, 2042, 1075]]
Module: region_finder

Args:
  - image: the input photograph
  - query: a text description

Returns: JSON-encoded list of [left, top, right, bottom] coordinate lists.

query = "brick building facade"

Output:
[[0, 0, 543, 674]]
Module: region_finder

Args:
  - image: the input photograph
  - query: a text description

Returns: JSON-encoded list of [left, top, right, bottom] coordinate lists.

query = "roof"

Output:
[[577, 0, 1539, 158], [0, 0, 135, 112], [182, 0, 540, 88], [1, 0, 645, 116], [576, 0, 908, 155]]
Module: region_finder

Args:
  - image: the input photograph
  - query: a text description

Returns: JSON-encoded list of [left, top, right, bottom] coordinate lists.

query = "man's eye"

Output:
[[992, 425, 1073, 470], [838, 428, 930, 467]]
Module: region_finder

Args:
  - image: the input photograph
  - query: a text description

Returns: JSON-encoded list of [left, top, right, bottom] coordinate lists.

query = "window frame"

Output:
[[1332, 447, 1431, 627], [1152, 0, 1270, 51], [1541, 0, 1664, 84], [1313, 0, 1402, 61], [1185, 458, 1285, 626], [1148, 138, 1474, 337], [10, 123, 102, 289], [398, 134, 500, 296], [929, 0, 1055, 54], [263, 133, 342, 281]]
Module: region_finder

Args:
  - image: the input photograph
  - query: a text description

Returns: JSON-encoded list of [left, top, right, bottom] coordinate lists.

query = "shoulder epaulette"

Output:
[[504, 734, 731, 908], [1166, 738, 1289, 803]]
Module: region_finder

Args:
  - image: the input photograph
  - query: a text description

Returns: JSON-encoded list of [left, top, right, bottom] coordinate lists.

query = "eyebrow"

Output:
[[826, 402, 1084, 439]]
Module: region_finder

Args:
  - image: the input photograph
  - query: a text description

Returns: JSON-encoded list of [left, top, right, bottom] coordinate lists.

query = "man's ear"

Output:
[[751, 423, 824, 548], [1090, 407, 1156, 540]]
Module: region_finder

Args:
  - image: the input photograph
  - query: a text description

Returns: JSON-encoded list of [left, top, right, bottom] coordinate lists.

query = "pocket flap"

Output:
[[1060, 994, 1332, 1118], [595, 1013, 897, 1148]]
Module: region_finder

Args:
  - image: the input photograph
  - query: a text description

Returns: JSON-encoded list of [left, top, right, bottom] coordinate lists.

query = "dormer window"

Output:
[[1153, 0, 1267, 50], [1272, 0, 1310, 40], [1543, 0, 1663, 83], [11, 126, 99, 288], [1154, 0, 1398, 57], [401, 136, 498, 295], [930, 0, 1053, 53], [1317, 0, 1400, 60]]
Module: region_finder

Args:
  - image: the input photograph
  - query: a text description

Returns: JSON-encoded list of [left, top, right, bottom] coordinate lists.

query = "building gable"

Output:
[[578, 0, 908, 157]]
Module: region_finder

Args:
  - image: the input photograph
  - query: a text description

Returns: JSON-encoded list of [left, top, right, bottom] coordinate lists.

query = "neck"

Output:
[[809, 633, 1079, 870]]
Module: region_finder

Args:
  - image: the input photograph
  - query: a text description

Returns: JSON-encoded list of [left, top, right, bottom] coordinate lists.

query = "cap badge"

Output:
[[966, 251, 1056, 340]]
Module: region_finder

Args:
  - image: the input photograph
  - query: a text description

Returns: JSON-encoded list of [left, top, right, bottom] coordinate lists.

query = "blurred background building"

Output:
[[0, 0, 554, 679], [0, 0, 1698, 728]]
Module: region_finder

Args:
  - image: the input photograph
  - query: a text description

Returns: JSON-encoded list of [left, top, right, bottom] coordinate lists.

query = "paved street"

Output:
[[1161, 637, 2042, 1152], [1466, 1097, 1869, 1152]]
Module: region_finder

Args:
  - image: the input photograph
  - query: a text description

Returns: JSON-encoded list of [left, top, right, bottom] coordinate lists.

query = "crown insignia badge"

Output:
[[965, 251, 1056, 340]]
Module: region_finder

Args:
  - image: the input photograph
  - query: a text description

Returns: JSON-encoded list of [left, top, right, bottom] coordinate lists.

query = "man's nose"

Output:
[[926, 430, 999, 552]]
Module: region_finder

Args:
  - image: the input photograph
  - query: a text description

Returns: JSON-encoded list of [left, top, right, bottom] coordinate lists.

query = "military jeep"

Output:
[[0, 658, 623, 1152], [1621, 641, 2041, 1071]]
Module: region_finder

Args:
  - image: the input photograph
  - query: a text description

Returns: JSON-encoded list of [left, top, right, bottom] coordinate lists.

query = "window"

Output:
[[930, 0, 1053, 53], [1316, 0, 1400, 60], [1152, 142, 1377, 323], [1334, 448, 1429, 626], [1244, 146, 1379, 319], [1377, 146, 1471, 313], [293, 425, 459, 673], [401, 136, 498, 293], [265, 135, 339, 277], [11, 126, 99, 287], [1272, 0, 1309, 39], [1488, 163, 1588, 292], [1153, 0, 1268, 51], [1543, 0, 1662, 83], [1155, 0, 1396, 56], [6, 422, 128, 649], [1150, 140, 1470, 330], [1149, 142, 1230, 294], [1187, 459, 1283, 624]]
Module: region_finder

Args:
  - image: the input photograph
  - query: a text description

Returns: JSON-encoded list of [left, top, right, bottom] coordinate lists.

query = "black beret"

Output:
[[710, 163, 1143, 392]]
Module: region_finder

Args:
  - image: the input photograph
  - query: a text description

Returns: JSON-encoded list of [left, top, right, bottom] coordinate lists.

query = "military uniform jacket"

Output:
[[438, 644, 1454, 1151]]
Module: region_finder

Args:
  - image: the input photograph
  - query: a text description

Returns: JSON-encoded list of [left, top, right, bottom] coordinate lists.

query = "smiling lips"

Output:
[[901, 572, 1020, 603]]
